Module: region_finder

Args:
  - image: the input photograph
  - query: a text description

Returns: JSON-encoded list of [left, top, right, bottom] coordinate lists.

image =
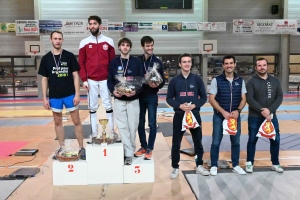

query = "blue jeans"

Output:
[[171, 113, 204, 168], [137, 94, 158, 150], [210, 114, 241, 167], [247, 117, 280, 165]]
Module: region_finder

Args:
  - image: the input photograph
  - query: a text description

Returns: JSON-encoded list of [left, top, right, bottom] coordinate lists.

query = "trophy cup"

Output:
[[99, 119, 108, 145]]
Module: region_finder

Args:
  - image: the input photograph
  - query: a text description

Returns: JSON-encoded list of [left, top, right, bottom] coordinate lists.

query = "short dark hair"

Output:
[[222, 55, 236, 64], [88, 15, 102, 24], [118, 37, 132, 48], [178, 53, 192, 63], [141, 36, 154, 47], [256, 58, 268, 65], [50, 31, 63, 39]]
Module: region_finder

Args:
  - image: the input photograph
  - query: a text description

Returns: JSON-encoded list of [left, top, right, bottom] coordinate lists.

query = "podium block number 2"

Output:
[[68, 164, 74, 172], [134, 166, 141, 174]]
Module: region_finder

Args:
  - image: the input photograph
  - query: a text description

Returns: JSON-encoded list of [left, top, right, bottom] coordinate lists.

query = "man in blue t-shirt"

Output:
[[38, 31, 85, 160]]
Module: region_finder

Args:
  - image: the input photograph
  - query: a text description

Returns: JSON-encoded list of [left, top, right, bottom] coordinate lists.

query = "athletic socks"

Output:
[[90, 112, 98, 137], [106, 110, 114, 132]]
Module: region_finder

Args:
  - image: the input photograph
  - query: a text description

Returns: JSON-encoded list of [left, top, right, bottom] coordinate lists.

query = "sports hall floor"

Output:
[[0, 92, 299, 200]]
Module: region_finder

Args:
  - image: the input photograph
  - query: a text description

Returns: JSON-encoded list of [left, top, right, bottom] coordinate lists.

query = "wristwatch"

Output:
[[237, 109, 242, 113]]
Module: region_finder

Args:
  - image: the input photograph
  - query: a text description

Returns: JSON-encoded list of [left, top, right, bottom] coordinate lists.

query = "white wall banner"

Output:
[[62, 20, 86, 35], [138, 22, 153, 31], [182, 22, 198, 31], [233, 19, 255, 34], [233, 19, 297, 35], [152, 22, 168, 31], [211, 22, 226, 31], [197, 22, 211, 31], [15, 20, 39, 36]]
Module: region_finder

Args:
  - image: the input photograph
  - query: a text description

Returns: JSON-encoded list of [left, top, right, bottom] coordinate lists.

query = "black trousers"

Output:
[[171, 112, 204, 169]]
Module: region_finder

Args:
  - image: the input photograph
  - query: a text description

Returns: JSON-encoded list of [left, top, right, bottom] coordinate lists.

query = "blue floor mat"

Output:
[[185, 133, 300, 152]]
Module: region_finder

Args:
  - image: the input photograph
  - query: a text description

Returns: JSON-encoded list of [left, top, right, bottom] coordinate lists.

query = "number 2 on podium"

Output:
[[103, 149, 107, 156]]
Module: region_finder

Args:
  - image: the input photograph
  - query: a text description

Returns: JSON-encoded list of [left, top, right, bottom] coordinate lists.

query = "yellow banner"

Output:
[[0, 23, 16, 33]]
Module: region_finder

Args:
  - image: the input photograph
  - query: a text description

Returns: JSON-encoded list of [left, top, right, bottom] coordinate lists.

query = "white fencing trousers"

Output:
[[114, 99, 140, 157], [87, 79, 114, 134]]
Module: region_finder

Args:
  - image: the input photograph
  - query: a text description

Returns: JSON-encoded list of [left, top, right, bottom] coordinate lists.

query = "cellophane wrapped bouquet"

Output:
[[144, 62, 163, 85], [114, 75, 144, 95]]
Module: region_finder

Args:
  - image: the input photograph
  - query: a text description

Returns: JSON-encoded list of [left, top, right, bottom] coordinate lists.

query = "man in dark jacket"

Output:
[[135, 36, 165, 160], [107, 37, 144, 165], [167, 53, 209, 179], [209, 55, 246, 176], [245, 58, 283, 173]]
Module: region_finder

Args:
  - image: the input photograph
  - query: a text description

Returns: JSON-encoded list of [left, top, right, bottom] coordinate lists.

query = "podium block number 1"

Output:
[[68, 164, 74, 172], [134, 166, 140, 174]]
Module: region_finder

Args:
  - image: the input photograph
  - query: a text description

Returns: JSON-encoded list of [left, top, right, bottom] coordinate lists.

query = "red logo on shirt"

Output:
[[187, 92, 194, 96], [180, 92, 186, 96], [103, 44, 108, 50]]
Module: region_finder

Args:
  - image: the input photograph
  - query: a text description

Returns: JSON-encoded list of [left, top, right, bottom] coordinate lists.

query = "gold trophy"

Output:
[[99, 119, 108, 144]]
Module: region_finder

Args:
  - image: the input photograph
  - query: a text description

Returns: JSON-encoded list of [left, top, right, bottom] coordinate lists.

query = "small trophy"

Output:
[[99, 119, 108, 145]]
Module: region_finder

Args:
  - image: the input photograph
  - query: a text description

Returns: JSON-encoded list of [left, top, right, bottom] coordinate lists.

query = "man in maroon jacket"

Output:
[[79, 15, 118, 142]]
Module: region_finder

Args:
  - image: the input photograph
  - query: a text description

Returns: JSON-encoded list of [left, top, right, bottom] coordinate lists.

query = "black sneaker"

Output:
[[52, 147, 62, 160], [124, 157, 132, 165], [79, 148, 86, 160]]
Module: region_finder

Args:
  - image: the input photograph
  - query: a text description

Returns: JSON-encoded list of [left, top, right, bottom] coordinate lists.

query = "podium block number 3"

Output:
[[68, 164, 74, 172], [134, 166, 141, 174]]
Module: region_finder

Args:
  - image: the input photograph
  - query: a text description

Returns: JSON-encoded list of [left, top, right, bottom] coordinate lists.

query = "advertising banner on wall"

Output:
[[233, 19, 297, 35], [138, 22, 153, 31], [108, 22, 123, 32], [295, 20, 300, 35], [153, 22, 168, 31], [168, 22, 182, 31], [197, 22, 211, 31], [39, 20, 62, 34], [123, 22, 138, 32], [0, 23, 15, 33], [62, 20, 86, 35], [233, 19, 255, 34], [272, 20, 297, 34], [211, 22, 226, 31], [182, 22, 197, 31], [15, 20, 39, 36]]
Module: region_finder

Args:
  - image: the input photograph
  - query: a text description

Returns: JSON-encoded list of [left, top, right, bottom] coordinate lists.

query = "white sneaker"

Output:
[[210, 166, 218, 176], [170, 168, 179, 179], [196, 165, 210, 176], [245, 161, 253, 173], [271, 165, 284, 173], [233, 166, 246, 175]]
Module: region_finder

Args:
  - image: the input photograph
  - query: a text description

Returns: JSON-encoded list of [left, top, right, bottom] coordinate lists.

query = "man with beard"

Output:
[[209, 55, 246, 176], [245, 58, 283, 173], [38, 31, 86, 160], [107, 38, 144, 165], [79, 15, 118, 142], [134, 36, 165, 160]]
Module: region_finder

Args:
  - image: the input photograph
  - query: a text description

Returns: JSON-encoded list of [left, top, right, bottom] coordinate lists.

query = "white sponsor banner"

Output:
[[197, 22, 211, 31], [211, 22, 226, 31], [182, 22, 198, 31], [296, 20, 300, 35], [108, 22, 123, 32], [15, 20, 39, 36], [152, 22, 168, 31], [273, 20, 297, 34], [233, 19, 255, 34], [138, 22, 153, 31], [62, 20, 86, 35], [253, 19, 276, 34]]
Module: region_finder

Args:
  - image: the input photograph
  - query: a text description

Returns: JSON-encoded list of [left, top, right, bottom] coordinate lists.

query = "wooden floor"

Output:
[[0, 96, 300, 200]]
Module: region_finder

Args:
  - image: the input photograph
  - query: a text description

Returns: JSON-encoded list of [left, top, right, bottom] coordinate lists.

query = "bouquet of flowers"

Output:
[[114, 75, 144, 95], [144, 62, 163, 85]]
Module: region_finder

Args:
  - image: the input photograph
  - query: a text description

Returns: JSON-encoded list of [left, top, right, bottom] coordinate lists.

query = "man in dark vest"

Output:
[[209, 55, 246, 176]]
